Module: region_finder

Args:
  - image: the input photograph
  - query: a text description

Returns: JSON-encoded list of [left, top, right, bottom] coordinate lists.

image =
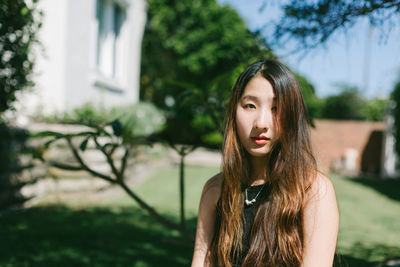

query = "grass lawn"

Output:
[[0, 164, 399, 266]]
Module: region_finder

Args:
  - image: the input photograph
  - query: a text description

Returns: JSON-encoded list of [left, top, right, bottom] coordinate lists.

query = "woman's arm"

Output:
[[302, 173, 339, 267], [191, 174, 222, 267]]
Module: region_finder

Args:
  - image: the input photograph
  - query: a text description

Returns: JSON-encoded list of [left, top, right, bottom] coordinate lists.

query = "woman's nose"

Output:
[[255, 110, 270, 130]]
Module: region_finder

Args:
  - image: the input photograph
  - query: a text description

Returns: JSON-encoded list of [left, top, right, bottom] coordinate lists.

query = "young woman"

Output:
[[191, 59, 339, 267]]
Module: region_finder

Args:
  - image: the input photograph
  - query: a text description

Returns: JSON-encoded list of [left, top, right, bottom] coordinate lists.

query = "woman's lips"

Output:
[[251, 136, 270, 145]]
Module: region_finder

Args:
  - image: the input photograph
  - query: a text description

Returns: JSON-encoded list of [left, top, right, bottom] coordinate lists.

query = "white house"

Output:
[[20, 0, 146, 116]]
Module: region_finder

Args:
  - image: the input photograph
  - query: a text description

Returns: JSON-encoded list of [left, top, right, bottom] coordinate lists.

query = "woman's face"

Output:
[[235, 76, 279, 158]]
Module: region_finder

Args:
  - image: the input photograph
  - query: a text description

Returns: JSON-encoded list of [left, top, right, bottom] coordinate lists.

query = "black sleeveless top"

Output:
[[214, 183, 271, 267]]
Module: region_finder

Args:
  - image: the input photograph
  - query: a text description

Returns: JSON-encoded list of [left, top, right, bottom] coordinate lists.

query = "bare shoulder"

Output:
[[192, 173, 223, 266], [200, 172, 223, 208], [307, 172, 336, 203], [302, 173, 339, 265]]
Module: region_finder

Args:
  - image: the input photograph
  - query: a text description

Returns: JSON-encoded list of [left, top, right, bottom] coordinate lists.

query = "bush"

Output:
[[111, 102, 166, 139], [360, 98, 388, 122], [35, 101, 166, 140], [0, 0, 42, 116], [322, 87, 365, 120]]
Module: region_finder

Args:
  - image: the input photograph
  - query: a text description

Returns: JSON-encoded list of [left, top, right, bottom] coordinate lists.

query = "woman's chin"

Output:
[[247, 149, 270, 158]]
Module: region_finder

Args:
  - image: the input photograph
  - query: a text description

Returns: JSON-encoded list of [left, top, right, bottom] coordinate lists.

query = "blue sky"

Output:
[[218, 0, 400, 98]]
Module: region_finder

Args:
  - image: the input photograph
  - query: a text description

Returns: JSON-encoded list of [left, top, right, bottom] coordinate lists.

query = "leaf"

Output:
[[79, 137, 90, 151], [111, 120, 123, 136], [30, 131, 62, 138]]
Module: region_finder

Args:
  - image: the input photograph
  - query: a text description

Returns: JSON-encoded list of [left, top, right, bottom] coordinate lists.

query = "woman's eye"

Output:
[[244, 103, 256, 109], [271, 106, 277, 112]]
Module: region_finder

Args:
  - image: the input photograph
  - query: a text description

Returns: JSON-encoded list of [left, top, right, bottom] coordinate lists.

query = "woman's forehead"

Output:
[[241, 77, 276, 101]]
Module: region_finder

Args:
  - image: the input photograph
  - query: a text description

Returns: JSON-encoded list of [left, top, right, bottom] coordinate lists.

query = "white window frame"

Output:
[[92, 0, 129, 91]]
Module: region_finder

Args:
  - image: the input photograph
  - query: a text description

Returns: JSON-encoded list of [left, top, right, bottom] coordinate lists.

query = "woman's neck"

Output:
[[249, 156, 269, 186]]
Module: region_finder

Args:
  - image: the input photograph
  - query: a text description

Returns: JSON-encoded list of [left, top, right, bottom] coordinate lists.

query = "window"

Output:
[[95, 0, 126, 80]]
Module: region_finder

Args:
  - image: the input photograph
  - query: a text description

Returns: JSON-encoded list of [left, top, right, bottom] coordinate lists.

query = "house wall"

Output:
[[21, 0, 146, 117], [64, 0, 147, 109], [64, 0, 94, 108], [310, 119, 386, 175], [25, 0, 69, 114]]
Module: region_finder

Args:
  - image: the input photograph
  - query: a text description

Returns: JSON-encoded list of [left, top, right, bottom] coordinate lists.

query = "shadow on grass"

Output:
[[334, 242, 400, 267], [347, 176, 400, 202], [2, 205, 399, 267], [334, 254, 370, 267], [0, 205, 197, 267]]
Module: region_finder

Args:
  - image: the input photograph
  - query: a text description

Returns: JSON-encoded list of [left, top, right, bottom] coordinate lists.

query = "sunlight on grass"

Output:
[[88, 163, 220, 219], [135, 164, 220, 217]]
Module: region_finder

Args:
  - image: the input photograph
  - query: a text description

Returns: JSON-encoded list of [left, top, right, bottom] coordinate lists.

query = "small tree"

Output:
[[33, 102, 193, 240]]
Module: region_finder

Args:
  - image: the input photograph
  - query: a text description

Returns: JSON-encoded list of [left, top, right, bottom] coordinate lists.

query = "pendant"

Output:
[[245, 199, 256, 206]]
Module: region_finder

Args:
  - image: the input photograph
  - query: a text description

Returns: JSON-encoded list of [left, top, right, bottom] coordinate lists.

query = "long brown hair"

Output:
[[213, 59, 317, 267]]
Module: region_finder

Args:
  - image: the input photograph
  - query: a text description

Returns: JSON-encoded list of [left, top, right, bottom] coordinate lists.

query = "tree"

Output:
[[272, 0, 400, 50], [141, 0, 274, 147], [295, 73, 324, 123], [33, 102, 194, 239], [321, 85, 365, 120], [361, 98, 388, 121], [0, 0, 42, 116]]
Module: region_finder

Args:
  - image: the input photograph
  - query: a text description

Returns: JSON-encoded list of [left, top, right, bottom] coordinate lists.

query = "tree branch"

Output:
[[66, 137, 116, 184], [93, 136, 121, 179], [46, 160, 84, 171], [271, 0, 400, 49], [119, 147, 130, 181]]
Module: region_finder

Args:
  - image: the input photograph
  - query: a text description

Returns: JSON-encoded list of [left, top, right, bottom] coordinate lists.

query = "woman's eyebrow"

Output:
[[241, 95, 259, 102], [241, 95, 277, 102]]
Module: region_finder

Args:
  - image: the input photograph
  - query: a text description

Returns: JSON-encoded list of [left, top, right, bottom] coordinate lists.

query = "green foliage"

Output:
[[33, 102, 166, 147], [322, 87, 365, 120], [36, 102, 165, 141], [319, 84, 388, 121], [295, 73, 324, 122], [391, 80, 400, 161], [360, 98, 388, 122], [69, 102, 110, 126], [191, 114, 223, 147], [273, 0, 400, 49], [110, 102, 166, 139], [141, 0, 273, 146], [0, 0, 42, 115], [35, 102, 111, 125]]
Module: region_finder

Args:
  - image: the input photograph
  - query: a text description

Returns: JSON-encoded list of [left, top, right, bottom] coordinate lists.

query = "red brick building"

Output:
[[310, 119, 386, 175]]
